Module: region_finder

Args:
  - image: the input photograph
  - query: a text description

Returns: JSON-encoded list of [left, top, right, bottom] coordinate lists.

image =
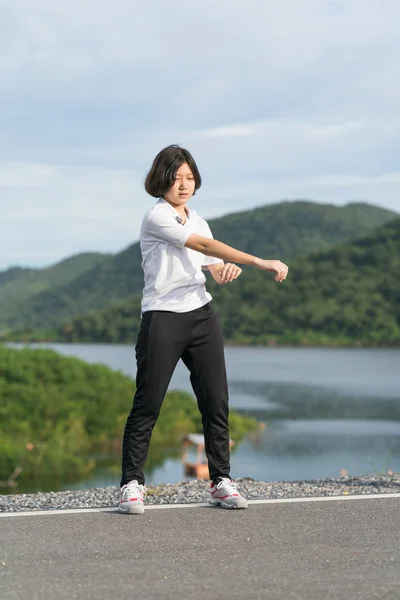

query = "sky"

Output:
[[1, 0, 400, 270]]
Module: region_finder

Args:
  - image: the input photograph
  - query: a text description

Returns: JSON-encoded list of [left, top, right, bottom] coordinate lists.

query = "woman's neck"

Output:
[[164, 198, 189, 218]]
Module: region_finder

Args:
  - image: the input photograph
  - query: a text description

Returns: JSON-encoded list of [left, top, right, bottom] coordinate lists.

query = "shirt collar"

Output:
[[158, 198, 191, 219]]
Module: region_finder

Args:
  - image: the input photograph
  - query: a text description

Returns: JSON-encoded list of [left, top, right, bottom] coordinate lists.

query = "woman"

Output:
[[120, 145, 288, 514]]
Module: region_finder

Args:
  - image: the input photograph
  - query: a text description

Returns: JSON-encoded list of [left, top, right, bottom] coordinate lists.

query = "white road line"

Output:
[[1, 492, 399, 517]]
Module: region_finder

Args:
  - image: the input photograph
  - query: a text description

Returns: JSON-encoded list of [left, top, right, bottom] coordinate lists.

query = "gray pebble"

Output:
[[1, 474, 399, 513]]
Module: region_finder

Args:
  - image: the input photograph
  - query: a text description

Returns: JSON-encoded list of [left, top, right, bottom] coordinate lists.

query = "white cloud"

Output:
[[203, 125, 254, 139], [310, 122, 362, 137], [0, 163, 57, 187], [201, 118, 364, 140], [0, 162, 147, 267], [0, 0, 399, 268], [294, 172, 400, 188]]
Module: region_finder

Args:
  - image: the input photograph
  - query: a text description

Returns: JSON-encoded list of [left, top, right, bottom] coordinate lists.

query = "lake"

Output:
[[13, 343, 400, 489]]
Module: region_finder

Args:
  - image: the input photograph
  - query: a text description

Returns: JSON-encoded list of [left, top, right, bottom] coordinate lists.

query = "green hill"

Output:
[[208, 201, 397, 260], [0, 266, 33, 287], [0, 252, 108, 331], [211, 217, 400, 345], [1, 201, 396, 332], [29, 217, 400, 346]]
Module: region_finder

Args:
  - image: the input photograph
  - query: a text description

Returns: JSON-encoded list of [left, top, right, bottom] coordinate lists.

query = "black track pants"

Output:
[[121, 302, 231, 486]]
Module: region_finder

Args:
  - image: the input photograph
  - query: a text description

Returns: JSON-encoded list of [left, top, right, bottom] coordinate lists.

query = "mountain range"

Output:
[[0, 200, 398, 342], [53, 216, 400, 346]]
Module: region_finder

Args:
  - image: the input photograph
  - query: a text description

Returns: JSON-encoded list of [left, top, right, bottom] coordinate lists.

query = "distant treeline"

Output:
[[8, 218, 400, 347]]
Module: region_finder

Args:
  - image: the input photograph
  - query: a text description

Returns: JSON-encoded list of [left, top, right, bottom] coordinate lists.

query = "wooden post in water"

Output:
[[182, 434, 235, 479]]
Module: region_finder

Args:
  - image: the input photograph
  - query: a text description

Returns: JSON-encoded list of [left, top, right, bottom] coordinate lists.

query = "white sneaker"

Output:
[[119, 480, 147, 514], [209, 478, 248, 509]]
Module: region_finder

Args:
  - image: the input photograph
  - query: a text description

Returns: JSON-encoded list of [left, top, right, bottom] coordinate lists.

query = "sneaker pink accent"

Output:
[[209, 478, 248, 509], [119, 480, 147, 514]]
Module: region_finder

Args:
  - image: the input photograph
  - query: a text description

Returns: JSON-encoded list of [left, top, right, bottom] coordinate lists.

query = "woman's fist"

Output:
[[256, 259, 289, 282], [219, 263, 242, 284]]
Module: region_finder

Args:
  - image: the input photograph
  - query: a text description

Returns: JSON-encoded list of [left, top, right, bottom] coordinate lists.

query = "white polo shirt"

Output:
[[140, 198, 222, 313]]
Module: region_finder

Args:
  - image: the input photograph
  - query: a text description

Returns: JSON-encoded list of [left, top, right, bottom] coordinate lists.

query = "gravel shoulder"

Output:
[[1, 473, 399, 513]]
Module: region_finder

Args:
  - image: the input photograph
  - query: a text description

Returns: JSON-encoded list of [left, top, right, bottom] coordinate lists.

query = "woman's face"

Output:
[[164, 162, 195, 208]]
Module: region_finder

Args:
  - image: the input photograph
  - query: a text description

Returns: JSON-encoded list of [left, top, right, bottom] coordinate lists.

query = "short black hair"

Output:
[[144, 145, 202, 198]]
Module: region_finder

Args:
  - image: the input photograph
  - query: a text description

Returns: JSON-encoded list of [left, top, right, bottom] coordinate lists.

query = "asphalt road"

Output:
[[1, 498, 399, 600]]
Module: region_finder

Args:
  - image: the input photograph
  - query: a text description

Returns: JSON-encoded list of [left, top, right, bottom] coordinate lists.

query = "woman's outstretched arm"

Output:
[[185, 234, 288, 282]]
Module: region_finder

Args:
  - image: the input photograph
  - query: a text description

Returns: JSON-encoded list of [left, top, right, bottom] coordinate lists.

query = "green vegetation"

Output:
[[0, 201, 396, 332], [209, 200, 396, 263], [212, 217, 400, 345], [0, 346, 258, 488], [14, 217, 399, 346], [0, 252, 108, 333]]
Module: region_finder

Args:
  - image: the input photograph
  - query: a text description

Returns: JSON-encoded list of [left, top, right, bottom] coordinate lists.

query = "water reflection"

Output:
[[229, 380, 400, 421], [233, 418, 400, 482]]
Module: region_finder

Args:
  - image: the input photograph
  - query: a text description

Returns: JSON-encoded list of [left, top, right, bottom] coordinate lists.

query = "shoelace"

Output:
[[216, 478, 239, 495], [122, 481, 147, 500]]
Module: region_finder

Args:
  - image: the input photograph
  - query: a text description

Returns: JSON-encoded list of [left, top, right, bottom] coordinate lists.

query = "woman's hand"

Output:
[[219, 263, 242, 284], [256, 259, 289, 282]]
